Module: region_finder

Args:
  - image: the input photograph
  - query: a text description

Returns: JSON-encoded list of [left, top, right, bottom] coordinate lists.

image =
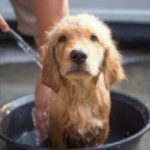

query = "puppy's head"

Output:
[[41, 14, 125, 92]]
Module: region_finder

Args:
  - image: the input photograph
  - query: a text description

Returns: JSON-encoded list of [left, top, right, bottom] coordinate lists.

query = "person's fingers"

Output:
[[34, 75, 52, 141], [35, 97, 50, 140], [35, 107, 49, 140], [0, 15, 10, 32]]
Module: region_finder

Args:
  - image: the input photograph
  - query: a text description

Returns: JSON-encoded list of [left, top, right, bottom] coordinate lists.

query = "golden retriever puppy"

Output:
[[41, 14, 125, 149]]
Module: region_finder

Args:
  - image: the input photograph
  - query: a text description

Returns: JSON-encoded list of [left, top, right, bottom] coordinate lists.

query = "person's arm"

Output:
[[0, 15, 10, 32], [33, 0, 69, 47], [33, 0, 69, 141]]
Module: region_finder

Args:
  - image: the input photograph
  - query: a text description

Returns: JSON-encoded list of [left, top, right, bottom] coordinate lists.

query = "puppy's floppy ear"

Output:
[[41, 42, 60, 93], [103, 41, 125, 89]]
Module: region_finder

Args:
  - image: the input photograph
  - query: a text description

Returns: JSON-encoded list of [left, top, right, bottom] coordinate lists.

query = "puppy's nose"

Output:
[[70, 50, 87, 64]]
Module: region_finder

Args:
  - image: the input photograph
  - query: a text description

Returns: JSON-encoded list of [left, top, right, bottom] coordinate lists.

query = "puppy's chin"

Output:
[[65, 70, 91, 80]]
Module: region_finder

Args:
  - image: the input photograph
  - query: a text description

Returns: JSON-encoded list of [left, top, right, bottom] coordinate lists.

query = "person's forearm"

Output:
[[33, 1, 68, 139], [33, 0, 69, 47]]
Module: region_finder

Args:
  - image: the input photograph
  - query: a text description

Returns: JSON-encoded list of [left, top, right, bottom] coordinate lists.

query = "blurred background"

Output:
[[0, 0, 150, 149]]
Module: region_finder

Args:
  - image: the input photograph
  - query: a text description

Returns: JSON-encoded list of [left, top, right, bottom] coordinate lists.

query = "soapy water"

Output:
[[17, 129, 41, 146], [17, 128, 132, 147], [17, 129, 52, 148]]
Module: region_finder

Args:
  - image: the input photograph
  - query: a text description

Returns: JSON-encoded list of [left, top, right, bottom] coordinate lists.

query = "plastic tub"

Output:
[[0, 92, 149, 150]]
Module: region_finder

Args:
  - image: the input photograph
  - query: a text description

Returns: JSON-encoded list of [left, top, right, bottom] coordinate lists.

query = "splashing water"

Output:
[[8, 29, 42, 69], [17, 42, 42, 69]]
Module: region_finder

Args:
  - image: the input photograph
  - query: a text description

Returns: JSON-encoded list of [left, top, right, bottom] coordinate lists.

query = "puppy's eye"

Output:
[[58, 35, 67, 43], [90, 34, 98, 42]]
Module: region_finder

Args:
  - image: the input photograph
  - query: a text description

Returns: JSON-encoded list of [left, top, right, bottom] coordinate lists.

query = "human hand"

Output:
[[0, 15, 10, 32], [34, 95, 50, 141], [34, 76, 52, 141]]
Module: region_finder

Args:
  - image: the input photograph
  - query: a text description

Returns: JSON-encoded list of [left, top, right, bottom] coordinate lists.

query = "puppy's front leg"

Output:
[[49, 121, 67, 149], [51, 135, 66, 149]]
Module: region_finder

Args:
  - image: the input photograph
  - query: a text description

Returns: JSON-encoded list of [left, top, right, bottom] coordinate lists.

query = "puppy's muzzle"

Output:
[[70, 50, 87, 64]]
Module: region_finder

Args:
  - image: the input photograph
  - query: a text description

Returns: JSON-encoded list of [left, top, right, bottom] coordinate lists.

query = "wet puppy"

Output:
[[41, 14, 125, 149]]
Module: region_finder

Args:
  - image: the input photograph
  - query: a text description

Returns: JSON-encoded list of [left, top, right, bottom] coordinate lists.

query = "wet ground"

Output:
[[0, 39, 150, 150]]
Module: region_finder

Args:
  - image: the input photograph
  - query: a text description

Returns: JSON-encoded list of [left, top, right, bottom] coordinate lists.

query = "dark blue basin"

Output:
[[0, 92, 149, 150]]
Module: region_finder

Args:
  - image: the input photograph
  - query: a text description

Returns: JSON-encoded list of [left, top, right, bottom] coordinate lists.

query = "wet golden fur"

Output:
[[41, 14, 125, 149]]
